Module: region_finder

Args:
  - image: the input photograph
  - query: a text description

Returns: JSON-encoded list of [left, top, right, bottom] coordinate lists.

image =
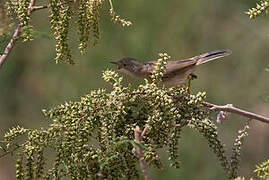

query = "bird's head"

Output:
[[110, 58, 143, 77]]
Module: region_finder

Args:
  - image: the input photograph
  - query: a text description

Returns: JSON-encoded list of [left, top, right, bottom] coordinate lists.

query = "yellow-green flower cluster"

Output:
[[254, 159, 269, 179], [78, 0, 104, 54], [108, 0, 132, 27], [151, 52, 170, 83], [5, 0, 33, 41], [230, 122, 250, 178], [4, 126, 29, 149], [49, 0, 72, 64], [110, 9, 132, 27], [246, 1, 269, 19], [4, 0, 132, 64], [17, 0, 30, 27]]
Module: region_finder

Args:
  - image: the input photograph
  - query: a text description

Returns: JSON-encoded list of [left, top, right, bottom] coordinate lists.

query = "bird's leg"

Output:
[[187, 73, 197, 94], [187, 76, 191, 94]]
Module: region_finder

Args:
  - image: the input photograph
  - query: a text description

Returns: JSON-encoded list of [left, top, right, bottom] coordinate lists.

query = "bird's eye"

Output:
[[123, 63, 127, 67]]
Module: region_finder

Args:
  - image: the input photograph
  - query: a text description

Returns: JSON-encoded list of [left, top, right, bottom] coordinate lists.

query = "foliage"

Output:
[[3, 0, 131, 64], [235, 159, 269, 180], [0, 53, 252, 179], [254, 159, 269, 179], [230, 122, 250, 178], [246, 0, 269, 19]]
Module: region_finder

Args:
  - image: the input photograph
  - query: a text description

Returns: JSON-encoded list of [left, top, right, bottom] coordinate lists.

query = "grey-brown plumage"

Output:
[[111, 50, 232, 87]]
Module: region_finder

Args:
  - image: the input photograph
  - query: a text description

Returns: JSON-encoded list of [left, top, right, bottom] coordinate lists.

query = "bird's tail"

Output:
[[195, 50, 232, 65]]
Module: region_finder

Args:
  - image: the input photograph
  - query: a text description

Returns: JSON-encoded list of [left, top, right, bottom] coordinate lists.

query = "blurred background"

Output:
[[0, 0, 269, 179]]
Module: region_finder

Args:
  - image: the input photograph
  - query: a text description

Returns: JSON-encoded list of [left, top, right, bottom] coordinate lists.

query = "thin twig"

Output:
[[0, 147, 19, 159], [0, 0, 48, 68], [202, 101, 269, 124], [141, 125, 149, 138], [134, 126, 151, 180], [0, 142, 28, 159], [31, 5, 48, 11], [0, 25, 22, 68]]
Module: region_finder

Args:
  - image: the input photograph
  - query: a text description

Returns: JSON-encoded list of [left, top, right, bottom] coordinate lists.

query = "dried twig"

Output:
[[0, 141, 28, 159], [202, 101, 269, 124], [31, 5, 48, 11], [0, 0, 48, 68], [141, 125, 149, 138], [134, 126, 151, 180]]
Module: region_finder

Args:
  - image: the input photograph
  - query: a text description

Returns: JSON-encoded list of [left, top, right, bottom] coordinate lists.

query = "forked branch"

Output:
[[202, 101, 269, 124]]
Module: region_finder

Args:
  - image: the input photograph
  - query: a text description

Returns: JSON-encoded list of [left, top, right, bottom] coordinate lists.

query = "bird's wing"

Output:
[[162, 62, 196, 87], [143, 59, 196, 87], [146, 59, 196, 73], [165, 59, 196, 72]]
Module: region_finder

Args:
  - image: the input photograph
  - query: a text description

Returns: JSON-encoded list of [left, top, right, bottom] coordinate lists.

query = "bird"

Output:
[[110, 50, 232, 88]]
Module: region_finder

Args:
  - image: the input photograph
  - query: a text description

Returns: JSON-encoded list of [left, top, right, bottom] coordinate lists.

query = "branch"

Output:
[[0, 142, 28, 159], [202, 101, 269, 124], [31, 5, 48, 12], [0, 25, 22, 68], [0, 0, 48, 69], [130, 91, 269, 124], [134, 126, 151, 180]]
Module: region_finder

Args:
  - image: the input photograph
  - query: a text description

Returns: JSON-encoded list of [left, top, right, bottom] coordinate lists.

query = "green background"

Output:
[[0, 0, 269, 179]]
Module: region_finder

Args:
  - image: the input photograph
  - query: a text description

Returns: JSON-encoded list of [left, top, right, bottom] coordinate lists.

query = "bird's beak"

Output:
[[110, 61, 120, 71], [110, 61, 118, 65]]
